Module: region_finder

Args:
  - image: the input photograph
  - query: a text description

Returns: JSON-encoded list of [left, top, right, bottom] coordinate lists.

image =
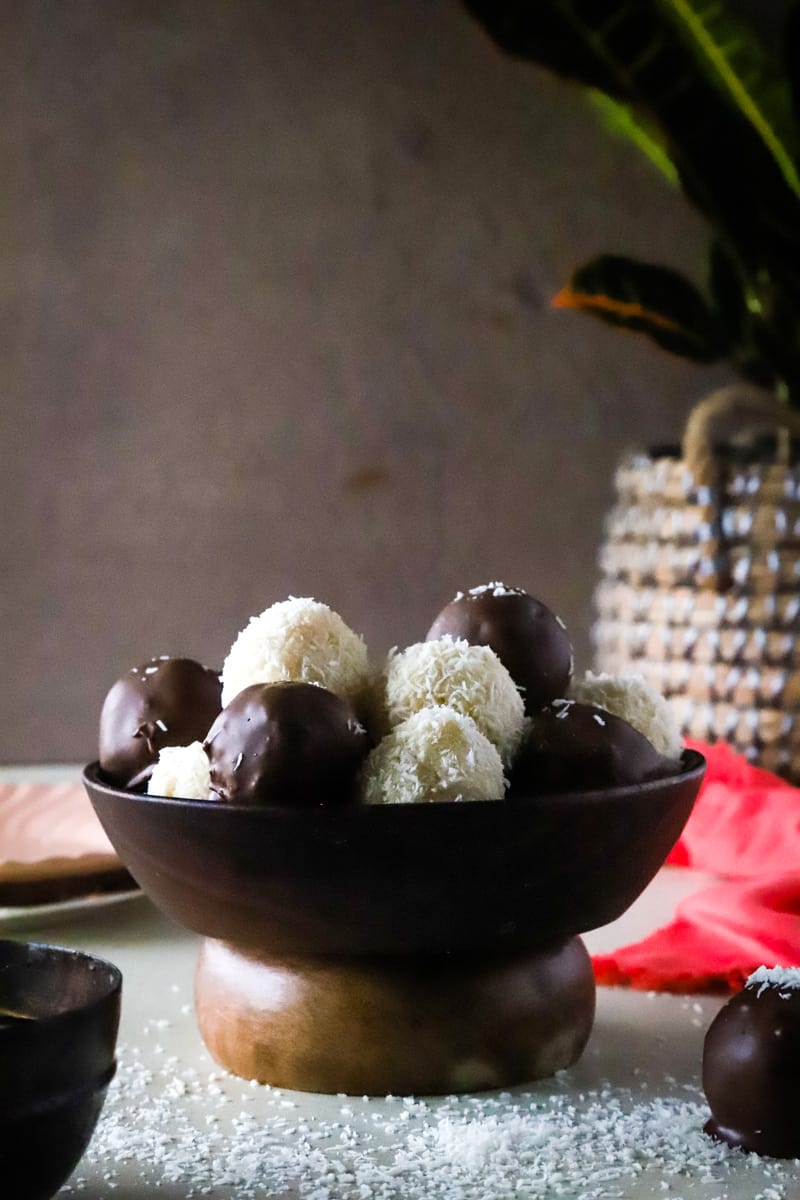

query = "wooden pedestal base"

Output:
[[195, 936, 595, 1096]]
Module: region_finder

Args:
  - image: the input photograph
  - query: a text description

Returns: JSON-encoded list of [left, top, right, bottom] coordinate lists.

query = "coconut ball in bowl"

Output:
[[362, 705, 506, 806], [148, 741, 211, 800], [220, 597, 369, 709], [380, 637, 525, 765]]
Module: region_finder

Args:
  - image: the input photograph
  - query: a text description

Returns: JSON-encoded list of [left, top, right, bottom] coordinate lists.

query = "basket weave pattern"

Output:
[[594, 452, 800, 781]]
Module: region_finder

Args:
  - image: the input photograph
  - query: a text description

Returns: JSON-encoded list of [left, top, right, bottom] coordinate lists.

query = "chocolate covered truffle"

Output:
[[205, 681, 371, 806], [508, 700, 675, 796], [99, 657, 222, 790], [703, 966, 800, 1158], [426, 583, 573, 715]]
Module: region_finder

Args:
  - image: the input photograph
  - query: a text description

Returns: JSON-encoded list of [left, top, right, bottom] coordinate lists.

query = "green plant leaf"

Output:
[[552, 254, 725, 361], [662, 0, 800, 199], [587, 90, 678, 184], [462, 0, 800, 318]]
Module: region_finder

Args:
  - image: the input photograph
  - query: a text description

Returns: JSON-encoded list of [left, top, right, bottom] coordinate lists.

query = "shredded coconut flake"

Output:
[[746, 966, 800, 997], [361, 707, 506, 805], [466, 581, 523, 599], [148, 742, 211, 800], [68, 1040, 800, 1200], [221, 597, 369, 707], [382, 638, 524, 764]]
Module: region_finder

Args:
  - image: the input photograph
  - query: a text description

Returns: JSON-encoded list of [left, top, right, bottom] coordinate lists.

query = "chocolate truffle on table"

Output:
[[426, 583, 573, 715], [99, 657, 222, 790], [362, 706, 506, 805], [508, 700, 676, 796], [382, 637, 525, 765], [205, 681, 370, 806], [703, 966, 800, 1158]]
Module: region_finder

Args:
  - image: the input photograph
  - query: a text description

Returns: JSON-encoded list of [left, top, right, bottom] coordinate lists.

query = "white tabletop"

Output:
[[3, 768, 798, 1200]]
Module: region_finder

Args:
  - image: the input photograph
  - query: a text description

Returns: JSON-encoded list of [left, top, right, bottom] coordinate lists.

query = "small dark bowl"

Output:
[[83, 751, 704, 956], [0, 940, 121, 1200]]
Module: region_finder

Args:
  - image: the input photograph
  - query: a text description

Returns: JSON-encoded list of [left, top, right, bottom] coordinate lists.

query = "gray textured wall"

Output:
[[2, 0, 732, 762]]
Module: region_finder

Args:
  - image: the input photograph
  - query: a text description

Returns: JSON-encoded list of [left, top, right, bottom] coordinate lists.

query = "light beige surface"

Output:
[[2, 767, 797, 1198]]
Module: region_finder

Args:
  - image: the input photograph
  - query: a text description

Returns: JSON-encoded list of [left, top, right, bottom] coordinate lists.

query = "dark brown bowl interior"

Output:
[[0, 940, 122, 1200], [84, 752, 704, 956]]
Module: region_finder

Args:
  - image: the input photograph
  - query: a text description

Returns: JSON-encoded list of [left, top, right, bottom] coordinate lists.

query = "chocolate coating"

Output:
[[99, 657, 222, 790], [205, 681, 371, 806], [509, 701, 675, 795], [703, 978, 800, 1158], [426, 586, 573, 714]]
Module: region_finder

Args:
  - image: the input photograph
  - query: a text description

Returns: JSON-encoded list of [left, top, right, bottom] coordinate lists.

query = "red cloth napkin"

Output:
[[592, 739, 800, 992]]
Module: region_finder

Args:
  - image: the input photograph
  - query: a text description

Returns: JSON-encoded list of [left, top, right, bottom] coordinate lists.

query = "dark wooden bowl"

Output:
[[83, 751, 704, 956], [0, 940, 122, 1200]]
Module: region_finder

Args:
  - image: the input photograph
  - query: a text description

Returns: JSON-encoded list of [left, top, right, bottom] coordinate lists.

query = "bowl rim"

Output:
[[0, 939, 122, 1035], [83, 748, 705, 815]]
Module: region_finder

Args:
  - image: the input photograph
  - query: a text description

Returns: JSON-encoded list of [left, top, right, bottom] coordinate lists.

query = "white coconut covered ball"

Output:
[[148, 741, 211, 800], [382, 637, 525, 764], [221, 597, 369, 708], [570, 670, 683, 761], [362, 706, 506, 805]]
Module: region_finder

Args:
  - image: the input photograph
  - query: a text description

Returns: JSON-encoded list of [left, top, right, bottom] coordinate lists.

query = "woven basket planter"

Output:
[[593, 387, 800, 783]]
